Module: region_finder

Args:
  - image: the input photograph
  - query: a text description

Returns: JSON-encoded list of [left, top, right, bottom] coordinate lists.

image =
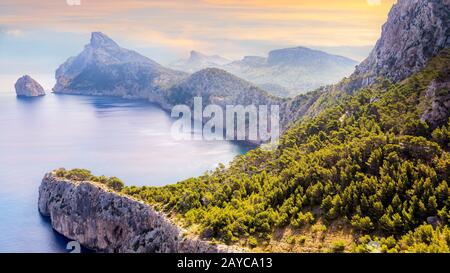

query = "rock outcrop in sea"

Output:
[[14, 75, 45, 97], [38, 171, 240, 253]]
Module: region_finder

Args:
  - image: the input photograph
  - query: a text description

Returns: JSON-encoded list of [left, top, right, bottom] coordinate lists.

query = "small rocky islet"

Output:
[[14, 75, 45, 97]]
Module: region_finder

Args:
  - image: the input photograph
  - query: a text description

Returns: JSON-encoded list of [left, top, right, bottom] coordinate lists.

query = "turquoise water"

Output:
[[0, 89, 249, 253]]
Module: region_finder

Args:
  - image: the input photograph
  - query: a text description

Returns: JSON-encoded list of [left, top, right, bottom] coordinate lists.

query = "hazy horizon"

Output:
[[0, 0, 394, 75]]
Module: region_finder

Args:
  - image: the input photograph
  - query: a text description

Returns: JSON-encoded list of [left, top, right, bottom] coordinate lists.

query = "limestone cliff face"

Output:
[[283, 0, 450, 127], [38, 172, 240, 253], [352, 0, 450, 89], [421, 78, 450, 127], [53, 32, 187, 101]]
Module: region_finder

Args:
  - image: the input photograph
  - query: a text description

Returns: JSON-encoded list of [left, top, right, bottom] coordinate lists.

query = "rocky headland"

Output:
[[38, 171, 241, 253]]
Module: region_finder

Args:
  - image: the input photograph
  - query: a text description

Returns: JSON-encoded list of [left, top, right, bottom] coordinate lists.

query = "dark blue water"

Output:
[[0, 89, 249, 253]]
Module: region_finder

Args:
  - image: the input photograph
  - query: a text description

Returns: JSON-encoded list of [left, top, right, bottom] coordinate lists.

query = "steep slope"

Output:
[[224, 47, 358, 97], [166, 68, 282, 108], [53, 32, 187, 100], [169, 51, 231, 73], [350, 0, 450, 90], [43, 0, 450, 253], [284, 0, 450, 128], [39, 170, 239, 253], [118, 0, 450, 252], [127, 48, 450, 253]]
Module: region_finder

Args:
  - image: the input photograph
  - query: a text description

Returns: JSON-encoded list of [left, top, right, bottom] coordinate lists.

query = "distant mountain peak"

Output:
[[189, 50, 206, 59], [170, 50, 231, 73], [267, 46, 357, 66], [223, 46, 358, 96], [90, 32, 118, 48], [188, 50, 230, 63], [53, 31, 186, 95]]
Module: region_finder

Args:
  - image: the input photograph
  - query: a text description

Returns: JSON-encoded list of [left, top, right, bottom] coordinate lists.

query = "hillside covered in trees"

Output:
[[120, 49, 450, 252]]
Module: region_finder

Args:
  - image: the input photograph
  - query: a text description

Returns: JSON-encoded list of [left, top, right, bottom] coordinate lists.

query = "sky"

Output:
[[0, 0, 396, 76]]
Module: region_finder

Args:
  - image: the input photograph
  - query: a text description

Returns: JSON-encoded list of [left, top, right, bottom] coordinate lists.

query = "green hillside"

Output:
[[121, 49, 450, 253]]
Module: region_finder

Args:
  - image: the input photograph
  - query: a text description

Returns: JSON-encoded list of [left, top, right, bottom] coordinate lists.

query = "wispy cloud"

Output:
[[0, 0, 396, 67], [1, 28, 24, 37]]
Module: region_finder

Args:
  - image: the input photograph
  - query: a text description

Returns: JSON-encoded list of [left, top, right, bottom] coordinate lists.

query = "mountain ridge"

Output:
[[53, 32, 187, 100], [170, 50, 231, 73], [53, 34, 282, 130], [170, 46, 358, 97]]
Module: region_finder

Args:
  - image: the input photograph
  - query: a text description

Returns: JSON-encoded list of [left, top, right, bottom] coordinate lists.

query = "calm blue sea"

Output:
[[0, 82, 249, 252]]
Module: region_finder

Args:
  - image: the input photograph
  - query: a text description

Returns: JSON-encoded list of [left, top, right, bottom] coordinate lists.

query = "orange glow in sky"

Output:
[[0, 0, 397, 62]]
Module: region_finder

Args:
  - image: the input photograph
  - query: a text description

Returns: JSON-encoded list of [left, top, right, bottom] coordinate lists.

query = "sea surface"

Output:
[[0, 77, 250, 252]]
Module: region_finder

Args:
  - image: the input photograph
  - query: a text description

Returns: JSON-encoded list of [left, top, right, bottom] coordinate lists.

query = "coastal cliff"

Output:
[[38, 171, 239, 253], [351, 0, 450, 90]]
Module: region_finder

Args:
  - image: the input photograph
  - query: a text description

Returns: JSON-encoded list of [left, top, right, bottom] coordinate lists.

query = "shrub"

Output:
[[286, 235, 296, 244], [91, 175, 109, 184], [107, 177, 124, 192], [331, 240, 346, 253], [55, 168, 66, 178], [248, 236, 258, 248], [298, 236, 307, 245], [63, 169, 92, 181], [312, 223, 327, 233], [292, 212, 315, 227], [351, 215, 375, 232]]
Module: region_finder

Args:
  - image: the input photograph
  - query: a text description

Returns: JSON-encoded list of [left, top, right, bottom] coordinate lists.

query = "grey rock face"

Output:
[[421, 79, 450, 128], [352, 0, 450, 89], [53, 33, 277, 114], [14, 75, 45, 97], [38, 172, 241, 253], [53, 32, 187, 100]]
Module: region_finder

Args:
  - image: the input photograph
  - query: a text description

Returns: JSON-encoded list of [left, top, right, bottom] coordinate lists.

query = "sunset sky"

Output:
[[0, 0, 396, 75]]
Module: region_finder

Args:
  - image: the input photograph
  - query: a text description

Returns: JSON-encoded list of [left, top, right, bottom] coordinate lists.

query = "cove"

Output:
[[0, 90, 251, 252]]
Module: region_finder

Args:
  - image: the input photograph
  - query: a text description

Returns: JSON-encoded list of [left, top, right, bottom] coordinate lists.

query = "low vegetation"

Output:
[[59, 50, 450, 252], [54, 168, 124, 192], [120, 50, 450, 252]]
